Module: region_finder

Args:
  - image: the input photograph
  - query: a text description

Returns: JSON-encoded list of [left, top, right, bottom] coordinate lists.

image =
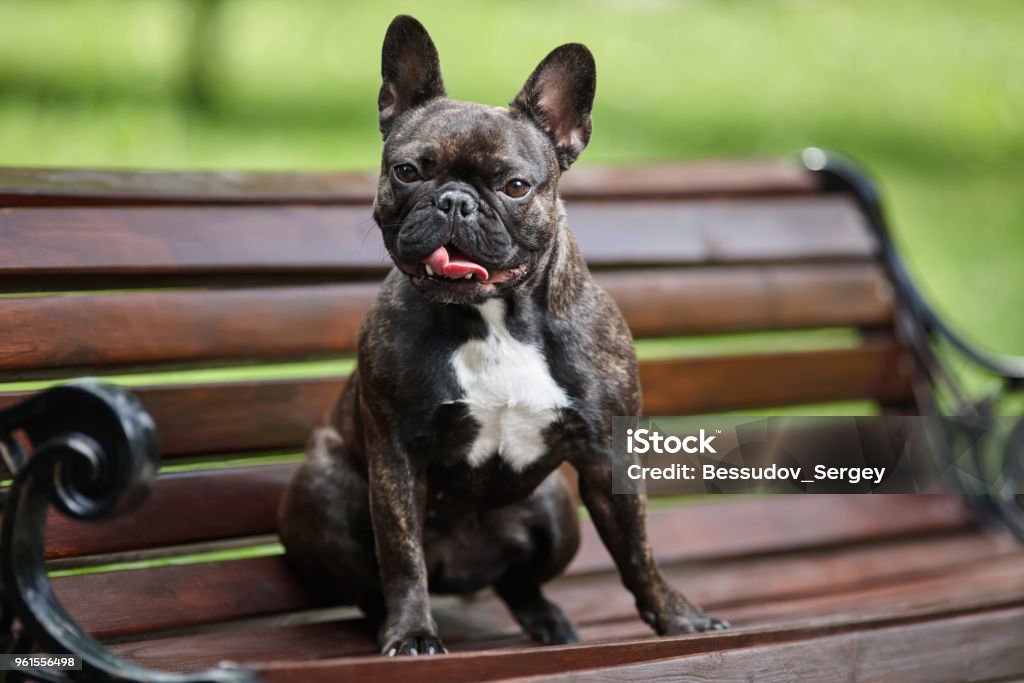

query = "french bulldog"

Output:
[[278, 14, 727, 656]]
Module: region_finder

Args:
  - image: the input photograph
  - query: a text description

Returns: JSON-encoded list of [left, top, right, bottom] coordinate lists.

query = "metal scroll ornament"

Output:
[[0, 381, 256, 683]]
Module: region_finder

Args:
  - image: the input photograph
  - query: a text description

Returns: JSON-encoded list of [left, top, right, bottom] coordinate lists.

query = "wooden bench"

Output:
[[1, 150, 1022, 682]]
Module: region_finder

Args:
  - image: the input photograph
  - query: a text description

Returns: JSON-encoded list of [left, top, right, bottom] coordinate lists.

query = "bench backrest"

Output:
[[0, 160, 916, 640]]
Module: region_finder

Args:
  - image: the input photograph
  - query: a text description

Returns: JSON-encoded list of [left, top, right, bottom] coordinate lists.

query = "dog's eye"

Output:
[[393, 163, 421, 183], [503, 178, 531, 198]]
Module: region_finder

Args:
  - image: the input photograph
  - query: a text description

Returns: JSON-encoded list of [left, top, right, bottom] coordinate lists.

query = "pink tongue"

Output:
[[423, 246, 489, 280]]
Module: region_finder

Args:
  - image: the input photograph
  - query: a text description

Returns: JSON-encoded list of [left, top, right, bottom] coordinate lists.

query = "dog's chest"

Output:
[[449, 300, 568, 471]]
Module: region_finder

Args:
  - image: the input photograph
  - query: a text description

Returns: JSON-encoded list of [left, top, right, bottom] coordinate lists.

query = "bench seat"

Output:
[[1, 153, 1022, 682]]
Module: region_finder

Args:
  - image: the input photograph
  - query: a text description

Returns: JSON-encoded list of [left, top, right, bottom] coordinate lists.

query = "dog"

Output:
[[277, 14, 727, 656]]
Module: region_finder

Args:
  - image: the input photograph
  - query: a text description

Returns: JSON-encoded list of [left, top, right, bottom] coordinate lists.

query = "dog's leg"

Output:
[[573, 454, 729, 635], [365, 429, 446, 656], [496, 580, 579, 645], [492, 470, 581, 645], [277, 427, 385, 623]]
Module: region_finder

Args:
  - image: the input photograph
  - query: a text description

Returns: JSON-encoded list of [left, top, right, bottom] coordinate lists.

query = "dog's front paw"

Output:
[[382, 632, 447, 656], [640, 590, 729, 635]]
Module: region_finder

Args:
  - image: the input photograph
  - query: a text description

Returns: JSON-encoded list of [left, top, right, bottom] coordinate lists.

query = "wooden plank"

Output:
[[55, 556, 319, 639], [0, 264, 891, 373], [598, 263, 892, 338], [719, 554, 1024, 626], [132, 379, 341, 457], [0, 205, 387, 276], [102, 542, 1024, 675], [0, 197, 871, 278], [0, 340, 912, 457], [0, 167, 379, 205], [566, 494, 974, 575], [0, 284, 376, 372], [112, 621, 378, 671], [639, 337, 912, 415], [51, 498, 985, 638], [0, 161, 819, 206], [562, 161, 822, 201], [492, 605, 1024, 683], [44, 464, 295, 560], [0, 378, 342, 457], [564, 197, 874, 267]]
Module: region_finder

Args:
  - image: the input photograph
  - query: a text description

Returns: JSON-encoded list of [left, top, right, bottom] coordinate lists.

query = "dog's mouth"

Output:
[[394, 245, 528, 294], [422, 245, 490, 281]]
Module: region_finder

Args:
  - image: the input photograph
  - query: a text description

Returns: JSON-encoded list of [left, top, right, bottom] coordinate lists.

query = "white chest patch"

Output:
[[450, 299, 569, 471]]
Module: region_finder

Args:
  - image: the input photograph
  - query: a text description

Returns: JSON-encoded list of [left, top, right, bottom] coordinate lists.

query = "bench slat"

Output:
[[0, 285, 374, 373], [0, 340, 911, 458], [45, 464, 294, 560], [0, 264, 890, 374], [50, 495, 979, 639], [601, 263, 891, 339], [0, 161, 818, 206], [0, 168, 376, 205], [1, 379, 340, 457], [0, 205, 383, 276], [0, 197, 870, 278], [640, 336, 912, 414], [57, 555, 316, 640]]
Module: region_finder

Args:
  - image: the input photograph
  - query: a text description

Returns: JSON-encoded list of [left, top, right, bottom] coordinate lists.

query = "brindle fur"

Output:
[[278, 15, 726, 656]]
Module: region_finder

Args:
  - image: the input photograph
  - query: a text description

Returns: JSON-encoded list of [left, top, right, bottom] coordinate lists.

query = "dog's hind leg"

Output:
[[277, 426, 385, 624], [493, 470, 581, 645]]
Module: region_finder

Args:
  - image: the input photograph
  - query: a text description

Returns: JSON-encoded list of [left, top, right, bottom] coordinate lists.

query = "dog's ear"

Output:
[[510, 44, 596, 170], [379, 15, 446, 138]]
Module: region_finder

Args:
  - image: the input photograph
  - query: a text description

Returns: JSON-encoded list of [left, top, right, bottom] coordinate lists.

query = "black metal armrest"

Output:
[[0, 381, 256, 683], [804, 148, 1024, 540]]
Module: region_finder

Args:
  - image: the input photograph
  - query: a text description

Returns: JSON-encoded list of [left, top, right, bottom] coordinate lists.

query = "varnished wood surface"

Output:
[[0, 197, 871, 280], [0, 264, 891, 373], [0, 160, 819, 206], [95, 533, 1024, 678]]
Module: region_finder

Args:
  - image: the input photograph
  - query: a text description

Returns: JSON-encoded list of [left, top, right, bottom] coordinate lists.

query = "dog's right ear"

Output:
[[379, 15, 445, 138]]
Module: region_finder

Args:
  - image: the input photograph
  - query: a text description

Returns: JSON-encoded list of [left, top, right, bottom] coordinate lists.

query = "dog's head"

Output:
[[372, 15, 596, 304]]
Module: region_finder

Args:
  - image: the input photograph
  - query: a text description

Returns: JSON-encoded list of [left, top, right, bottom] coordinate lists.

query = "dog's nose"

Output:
[[436, 189, 478, 217]]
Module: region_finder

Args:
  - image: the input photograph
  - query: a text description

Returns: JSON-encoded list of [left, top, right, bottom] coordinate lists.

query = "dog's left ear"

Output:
[[511, 44, 596, 170], [379, 15, 446, 138]]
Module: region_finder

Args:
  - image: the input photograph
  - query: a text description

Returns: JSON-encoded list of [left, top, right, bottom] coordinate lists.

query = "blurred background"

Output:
[[1, 0, 1021, 353]]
